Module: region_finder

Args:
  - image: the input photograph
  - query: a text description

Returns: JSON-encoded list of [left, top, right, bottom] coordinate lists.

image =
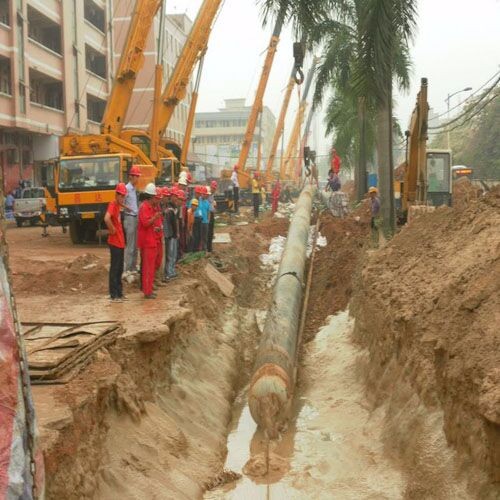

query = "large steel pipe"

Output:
[[248, 185, 316, 437]]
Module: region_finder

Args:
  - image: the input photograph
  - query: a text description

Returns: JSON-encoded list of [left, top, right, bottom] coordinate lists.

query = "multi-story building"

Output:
[[0, 0, 192, 194], [192, 98, 277, 176]]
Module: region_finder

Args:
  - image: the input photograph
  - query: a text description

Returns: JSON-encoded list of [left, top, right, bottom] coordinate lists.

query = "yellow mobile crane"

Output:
[[122, 0, 223, 175], [58, 0, 164, 243], [219, 8, 287, 190]]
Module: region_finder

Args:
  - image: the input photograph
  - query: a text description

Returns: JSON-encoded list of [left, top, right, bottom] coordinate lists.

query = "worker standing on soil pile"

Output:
[[369, 186, 382, 247], [231, 164, 240, 214], [104, 183, 127, 302], [138, 183, 162, 299], [207, 181, 218, 253], [252, 172, 261, 220], [123, 166, 141, 274]]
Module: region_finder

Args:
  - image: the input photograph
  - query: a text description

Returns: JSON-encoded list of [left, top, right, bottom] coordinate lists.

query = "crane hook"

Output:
[[293, 42, 305, 85]]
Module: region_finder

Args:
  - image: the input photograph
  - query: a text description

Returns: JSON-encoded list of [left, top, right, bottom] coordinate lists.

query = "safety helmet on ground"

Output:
[[128, 166, 142, 177], [191, 198, 199, 206], [144, 182, 156, 196], [368, 186, 378, 194], [115, 182, 127, 196]]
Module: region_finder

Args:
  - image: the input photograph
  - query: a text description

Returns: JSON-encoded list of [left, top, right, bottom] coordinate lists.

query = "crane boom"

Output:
[[237, 9, 286, 181], [101, 0, 162, 136], [150, 0, 223, 145], [265, 64, 296, 180]]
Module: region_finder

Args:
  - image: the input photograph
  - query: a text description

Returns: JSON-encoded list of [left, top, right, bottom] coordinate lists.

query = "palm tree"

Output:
[[352, 0, 416, 235]]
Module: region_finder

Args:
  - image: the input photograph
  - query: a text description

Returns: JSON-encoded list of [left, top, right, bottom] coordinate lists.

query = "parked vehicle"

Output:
[[13, 187, 46, 227]]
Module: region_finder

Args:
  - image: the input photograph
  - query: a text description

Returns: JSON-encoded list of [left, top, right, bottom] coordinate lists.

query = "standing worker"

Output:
[[231, 164, 240, 214], [199, 186, 210, 251], [138, 183, 162, 299], [207, 181, 218, 253], [271, 180, 281, 214], [192, 187, 203, 251], [104, 183, 127, 302], [252, 172, 260, 220], [331, 148, 341, 175], [187, 198, 198, 252], [369, 186, 382, 247], [164, 189, 179, 280], [123, 166, 141, 273]]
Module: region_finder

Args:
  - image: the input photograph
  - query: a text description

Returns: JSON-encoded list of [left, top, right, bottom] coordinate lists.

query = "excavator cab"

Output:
[[427, 150, 452, 207]]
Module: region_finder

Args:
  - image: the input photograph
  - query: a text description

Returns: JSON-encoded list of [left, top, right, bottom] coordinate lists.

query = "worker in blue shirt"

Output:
[[198, 186, 211, 251]]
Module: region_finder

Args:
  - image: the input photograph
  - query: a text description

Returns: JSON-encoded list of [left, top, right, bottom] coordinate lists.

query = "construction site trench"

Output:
[[8, 188, 500, 499]]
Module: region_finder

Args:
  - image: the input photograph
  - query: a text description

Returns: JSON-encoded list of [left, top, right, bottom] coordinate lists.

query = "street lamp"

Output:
[[445, 87, 472, 148]]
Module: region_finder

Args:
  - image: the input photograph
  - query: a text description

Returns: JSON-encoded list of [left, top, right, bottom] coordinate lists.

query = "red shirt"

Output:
[[332, 153, 341, 174], [138, 201, 158, 248], [107, 201, 125, 249]]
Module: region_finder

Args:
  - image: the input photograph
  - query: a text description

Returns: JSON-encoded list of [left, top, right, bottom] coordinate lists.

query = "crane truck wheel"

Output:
[[69, 220, 85, 244]]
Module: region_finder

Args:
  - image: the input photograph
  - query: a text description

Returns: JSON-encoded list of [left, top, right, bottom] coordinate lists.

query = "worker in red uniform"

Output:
[[271, 180, 281, 214], [104, 183, 127, 302], [138, 183, 162, 299], [331, 148, 341, 175], [154, 187, 164, 281]]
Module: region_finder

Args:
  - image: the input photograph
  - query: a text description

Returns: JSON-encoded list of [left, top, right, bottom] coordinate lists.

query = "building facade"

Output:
[[192, 98, 277, 176], [0, 0, 192, 194]]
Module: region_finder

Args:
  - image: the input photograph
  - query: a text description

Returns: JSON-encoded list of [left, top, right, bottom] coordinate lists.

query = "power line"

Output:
[[442, 94, 498, 134], [428, 76, 499, 130], [429, 68, 500, 121]]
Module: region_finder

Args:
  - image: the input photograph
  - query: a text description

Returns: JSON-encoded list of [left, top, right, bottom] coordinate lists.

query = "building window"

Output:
[[84, 0, 105, 32], [85, 44, 107, 79], [27, 6, 62, 54], [87, 93, 106, 122], [29, 68, 63, 110], [0, 0, 9, 26], [0, 56, 11, 95]]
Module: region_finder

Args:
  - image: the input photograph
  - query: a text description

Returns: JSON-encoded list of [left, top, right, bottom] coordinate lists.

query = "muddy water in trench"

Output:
[[206, 311, 406, 499]]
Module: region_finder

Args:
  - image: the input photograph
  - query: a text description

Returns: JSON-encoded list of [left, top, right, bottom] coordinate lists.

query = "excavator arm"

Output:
[[150, 0, 223, 146], [101, 0, 162, 136]]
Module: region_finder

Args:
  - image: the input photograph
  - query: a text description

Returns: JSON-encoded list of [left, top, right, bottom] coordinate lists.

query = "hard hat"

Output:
[[211, 180, 218, 189], [194, 186, 203, 194], [233, 164, 238, 171], [191, 198, 199, 206], [128, 166, 142, 177], [144, 182, 156, 196], [254, 172, 260, 178], [161, 187, 170, 197], [115, 182, 127, 196], [201, 186, 208, 195], [187, 173, 193, 183], [155, 187, 163, 199], [176, 190, 186, 201], [170, 188, 179, 197], [178, 171, 188, 186], [369, 186, 378, 194]]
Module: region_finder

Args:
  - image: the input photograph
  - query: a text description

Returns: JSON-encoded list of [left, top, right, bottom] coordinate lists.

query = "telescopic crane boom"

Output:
[[264, 64, 296, 181], [101, 0, 163, 136], [236, 7, 286, 186]]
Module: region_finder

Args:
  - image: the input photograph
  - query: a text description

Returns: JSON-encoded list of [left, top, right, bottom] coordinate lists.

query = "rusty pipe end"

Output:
[[248, 364, 291, 436]]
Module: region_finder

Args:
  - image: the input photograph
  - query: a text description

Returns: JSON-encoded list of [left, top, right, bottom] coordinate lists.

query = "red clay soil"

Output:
[[352, 188, 500, 488], [303, 201, 371, 342]]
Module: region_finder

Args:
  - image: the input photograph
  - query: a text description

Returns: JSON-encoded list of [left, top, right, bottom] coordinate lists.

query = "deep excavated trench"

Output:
[[30, 192, 499, 499]]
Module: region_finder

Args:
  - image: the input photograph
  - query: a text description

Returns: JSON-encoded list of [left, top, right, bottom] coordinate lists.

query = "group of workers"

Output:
[[104, 166, 218, 301]]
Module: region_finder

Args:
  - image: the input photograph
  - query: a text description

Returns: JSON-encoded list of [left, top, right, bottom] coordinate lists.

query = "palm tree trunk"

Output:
[[356, 96, 368, 202], [376, 83, 395, 236]]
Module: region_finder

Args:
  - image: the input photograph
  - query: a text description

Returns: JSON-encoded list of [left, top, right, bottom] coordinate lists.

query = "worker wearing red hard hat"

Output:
[[123, 165, 141, 274], [104, 183, 127, 302], [138, 183, 162, 299]]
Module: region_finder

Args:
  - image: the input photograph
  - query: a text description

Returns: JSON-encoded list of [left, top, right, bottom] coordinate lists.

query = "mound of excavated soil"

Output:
[[303, 202, 371, 342], [352, 188, 500, 489], [13, 253, 109, 295]]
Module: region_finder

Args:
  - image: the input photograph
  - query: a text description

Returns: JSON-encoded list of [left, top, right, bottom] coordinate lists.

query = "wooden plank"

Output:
[[204, 263, 234, 298]]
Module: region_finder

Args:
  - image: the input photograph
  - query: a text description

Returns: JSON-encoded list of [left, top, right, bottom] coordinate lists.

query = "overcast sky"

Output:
[[167, 0, 500, 154]]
